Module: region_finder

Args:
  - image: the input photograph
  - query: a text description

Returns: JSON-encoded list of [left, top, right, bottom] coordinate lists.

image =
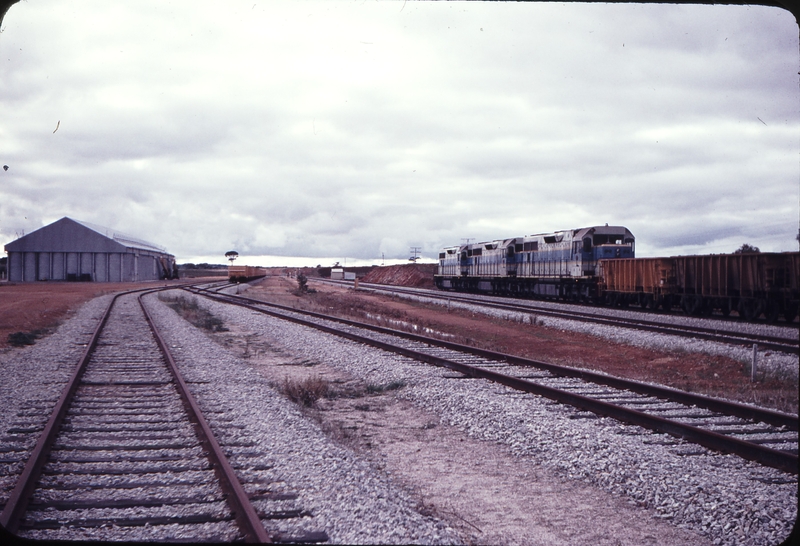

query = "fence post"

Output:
[[751, 344, 758, 382]]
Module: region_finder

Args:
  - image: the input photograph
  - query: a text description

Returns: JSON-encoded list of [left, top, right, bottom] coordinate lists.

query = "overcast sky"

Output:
[[1, 1, 798, 266]]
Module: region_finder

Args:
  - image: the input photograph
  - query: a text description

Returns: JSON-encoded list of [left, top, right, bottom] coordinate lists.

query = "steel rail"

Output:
[[138, 292, 271, 543], [1, 286, 270, 542], [318, 279, 799, 354], [188, 286, 798, 431], [188, 287, 798, 475], [1, 289, 128, 534]]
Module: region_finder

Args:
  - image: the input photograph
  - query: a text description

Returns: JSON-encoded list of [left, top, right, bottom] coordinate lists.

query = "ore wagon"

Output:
[[599, 252, 799, 321]]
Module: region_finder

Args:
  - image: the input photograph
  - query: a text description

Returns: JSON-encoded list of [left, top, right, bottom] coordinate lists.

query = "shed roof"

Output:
[[72, 219, 167, 253], [4, 217, 170, 255]]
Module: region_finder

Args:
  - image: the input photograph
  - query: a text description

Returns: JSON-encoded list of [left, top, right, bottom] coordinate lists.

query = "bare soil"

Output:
[[0, 278, 218, 349], [361, 263, 437, 288]]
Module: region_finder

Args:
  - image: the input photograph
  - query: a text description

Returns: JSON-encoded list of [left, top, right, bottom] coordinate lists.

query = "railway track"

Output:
[[315, 279, 800, 354], [0, 288, 326, 543], [187, 286, 798, 475]]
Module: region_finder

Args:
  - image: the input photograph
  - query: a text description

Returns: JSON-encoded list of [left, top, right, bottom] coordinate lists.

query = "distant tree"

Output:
[[734, 244, 760, 254], [296, 272, 308, 292], [225, 250, 239, 264]]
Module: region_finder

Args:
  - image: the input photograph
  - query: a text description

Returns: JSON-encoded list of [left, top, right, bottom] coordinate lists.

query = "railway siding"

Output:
[[2, 283, 796, 545], [347, 282, 799, 382], [144, 290, 459, 545], [189, 289, 797, 546]]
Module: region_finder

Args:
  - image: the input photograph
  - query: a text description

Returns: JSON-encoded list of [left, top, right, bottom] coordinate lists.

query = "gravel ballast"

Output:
[[144, 291, 460, 544], [2, 286, 795, 545], [371, 288, 799, 381], [185, 288, 797, 546], [0, 294, 113, 510]]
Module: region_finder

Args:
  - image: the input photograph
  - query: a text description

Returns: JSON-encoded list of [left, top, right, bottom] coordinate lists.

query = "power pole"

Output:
[[409, 247, 421, 262]]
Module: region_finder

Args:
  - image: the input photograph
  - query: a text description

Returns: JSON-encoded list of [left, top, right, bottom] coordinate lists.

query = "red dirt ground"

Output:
[[253, 274, 798, 415], [0, 279, 208, 349]]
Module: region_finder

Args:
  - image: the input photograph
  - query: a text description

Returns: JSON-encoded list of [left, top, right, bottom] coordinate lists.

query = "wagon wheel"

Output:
[[661, 295, 672, 313], [738, 298, 757, 321], [764, 299, 781, 323], [681, 295, 701, 315], [719, 299, 732, 317], [754, 298, 766, 321], [784, 304, 798, 323]]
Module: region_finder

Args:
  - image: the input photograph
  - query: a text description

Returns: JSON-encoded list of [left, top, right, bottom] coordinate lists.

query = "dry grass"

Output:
[[7, 328, 51, 347], [366, 380, 407, 394], [278, 376, 331, 407], [159, 294, 228, 332]]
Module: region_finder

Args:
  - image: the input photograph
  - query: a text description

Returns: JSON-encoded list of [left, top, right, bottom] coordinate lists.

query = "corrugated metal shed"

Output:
[[4, 217, 176, 282]]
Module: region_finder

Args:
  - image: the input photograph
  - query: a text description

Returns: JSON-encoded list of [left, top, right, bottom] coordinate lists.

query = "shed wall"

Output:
[[7, 250, 172, 282]]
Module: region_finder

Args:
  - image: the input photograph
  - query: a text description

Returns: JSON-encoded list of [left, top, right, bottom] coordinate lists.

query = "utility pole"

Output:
[[409, 247, 421, 262]]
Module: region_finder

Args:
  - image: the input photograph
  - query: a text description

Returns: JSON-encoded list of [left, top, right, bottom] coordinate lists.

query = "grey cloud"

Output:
[[1, 2, 797, 262]]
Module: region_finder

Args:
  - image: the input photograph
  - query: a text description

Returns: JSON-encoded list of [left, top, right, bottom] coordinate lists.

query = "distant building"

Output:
[[4, 217, 176, 282]]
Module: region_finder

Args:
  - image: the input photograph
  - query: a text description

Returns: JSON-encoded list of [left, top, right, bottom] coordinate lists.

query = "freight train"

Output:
[[434, 225, 799, 322], [228, 265, 267, 283]]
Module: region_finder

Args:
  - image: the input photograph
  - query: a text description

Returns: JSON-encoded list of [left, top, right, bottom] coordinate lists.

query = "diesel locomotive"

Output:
[[434, 225, 635, 301], [434, 226, 800, 322]]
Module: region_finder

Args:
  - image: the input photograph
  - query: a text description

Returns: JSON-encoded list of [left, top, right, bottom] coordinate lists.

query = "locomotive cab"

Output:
[[573, 226, 635, 277]]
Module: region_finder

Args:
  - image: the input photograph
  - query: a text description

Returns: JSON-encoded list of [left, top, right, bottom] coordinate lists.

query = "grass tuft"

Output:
[[160, 294, 228, 332], [366, 379, 407, 394], [278, 376, 331, 407], [7, 330, 46, 347]]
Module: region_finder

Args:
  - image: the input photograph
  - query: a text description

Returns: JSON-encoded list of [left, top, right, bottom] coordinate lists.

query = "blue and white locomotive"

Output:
[[434, 225, 635, 301]]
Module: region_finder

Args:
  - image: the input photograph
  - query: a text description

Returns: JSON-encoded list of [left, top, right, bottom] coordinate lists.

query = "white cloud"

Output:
[[1, 1, 797, 264]]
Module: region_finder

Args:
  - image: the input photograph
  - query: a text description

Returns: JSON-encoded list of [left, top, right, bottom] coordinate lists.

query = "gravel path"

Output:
[[187, 288, 797, 546]]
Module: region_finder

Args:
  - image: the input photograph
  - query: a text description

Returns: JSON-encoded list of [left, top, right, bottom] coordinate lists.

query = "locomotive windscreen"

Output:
[[593, 234, 624, 245]]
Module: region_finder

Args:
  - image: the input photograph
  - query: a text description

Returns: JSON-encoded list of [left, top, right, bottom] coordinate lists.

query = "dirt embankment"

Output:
[[361, 264, 437, 288]]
